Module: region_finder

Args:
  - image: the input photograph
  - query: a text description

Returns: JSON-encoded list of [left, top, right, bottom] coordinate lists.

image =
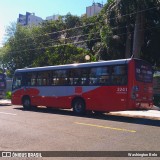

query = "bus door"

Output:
[[12, 73, 25, 105], [24, 72, 41, 106]]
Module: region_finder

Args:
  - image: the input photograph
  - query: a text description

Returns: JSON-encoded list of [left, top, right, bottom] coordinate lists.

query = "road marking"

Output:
[[75, 122, 136, 133], [0, 112, 17, 116]]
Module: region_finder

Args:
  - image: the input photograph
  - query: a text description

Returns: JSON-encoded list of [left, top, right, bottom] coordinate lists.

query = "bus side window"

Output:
[[111, 65, 127, 85], [81, 68, 89, 85], [89, 67, 110, 85], [73, 69, 81, 85], [99, 67, 110, 85], [26, 72, 37, 86], [68, 69, 80, 85], [37, 71, 50, 86], [52, 70, 69, 86], [89, 68, 98, 85], [26, 74, 31, 86]]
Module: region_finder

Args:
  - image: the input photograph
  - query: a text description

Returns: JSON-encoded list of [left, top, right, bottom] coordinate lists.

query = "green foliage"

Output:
[[103, 0, 160, 62], [32, 45, 93, 67], [6, 91, 12, 99], [0, 0, 160, 76]]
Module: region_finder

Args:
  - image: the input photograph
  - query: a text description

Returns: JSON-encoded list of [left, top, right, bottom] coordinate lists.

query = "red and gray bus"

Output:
[[11, 58, 153, 114]]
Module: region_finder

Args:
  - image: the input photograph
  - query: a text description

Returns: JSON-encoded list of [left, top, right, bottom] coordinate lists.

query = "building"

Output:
[[86, 2, 103, 17], [46, 14, 60, 21], [17, 12, 43, 26]]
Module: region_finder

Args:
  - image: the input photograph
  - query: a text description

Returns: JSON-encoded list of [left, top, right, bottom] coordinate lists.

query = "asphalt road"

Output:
[[0, 104, 160, 160]]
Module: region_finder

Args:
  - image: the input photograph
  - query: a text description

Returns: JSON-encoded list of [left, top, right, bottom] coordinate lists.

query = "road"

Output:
[[0, 104, 160, 160]]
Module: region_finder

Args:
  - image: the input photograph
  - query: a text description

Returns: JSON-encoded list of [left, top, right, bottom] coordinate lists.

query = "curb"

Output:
[[0, 100, 160, 120], [0, 100, 11, 105], [107, 110, 160, 120], [152, 105, 160, 111]]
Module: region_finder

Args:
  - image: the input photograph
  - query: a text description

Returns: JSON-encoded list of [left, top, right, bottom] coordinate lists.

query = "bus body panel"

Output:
[[135, 82, 153, 109], [12, 85, 128, 111], [127, 59, 153, 109], [11, 58, 153, 112]]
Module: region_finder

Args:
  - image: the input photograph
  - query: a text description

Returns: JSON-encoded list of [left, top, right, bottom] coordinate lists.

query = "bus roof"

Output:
[[15, 58, 132, 73]]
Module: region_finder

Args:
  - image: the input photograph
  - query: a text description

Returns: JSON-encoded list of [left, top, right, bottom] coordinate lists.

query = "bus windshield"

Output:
[[135, 60, 153, 83]]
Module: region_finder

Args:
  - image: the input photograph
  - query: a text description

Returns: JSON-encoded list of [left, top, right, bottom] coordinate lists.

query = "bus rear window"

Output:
[[135, 60, 153, 83]]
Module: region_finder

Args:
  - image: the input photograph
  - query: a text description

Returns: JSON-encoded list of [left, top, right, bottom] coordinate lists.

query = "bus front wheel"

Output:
[[22, 96, 31, 110], [72, 98, 85, 115]]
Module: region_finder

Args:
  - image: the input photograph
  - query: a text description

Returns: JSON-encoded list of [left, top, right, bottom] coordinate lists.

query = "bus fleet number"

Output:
[[117, 87, 127, 92]]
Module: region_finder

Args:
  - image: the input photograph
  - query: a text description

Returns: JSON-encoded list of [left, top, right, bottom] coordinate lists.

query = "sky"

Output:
[[0, 0, 105, 47]]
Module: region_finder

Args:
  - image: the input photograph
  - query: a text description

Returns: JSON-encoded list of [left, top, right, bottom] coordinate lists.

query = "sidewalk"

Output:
[[107, 105, 160, 120], [0, 99, 160, 120], [0, 99, 12, 105], [108, 109, 160, 120]]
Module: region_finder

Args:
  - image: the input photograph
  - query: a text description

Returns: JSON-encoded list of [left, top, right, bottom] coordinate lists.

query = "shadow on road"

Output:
[[14, 106, 160, 127], [0, 103, 12, 106]]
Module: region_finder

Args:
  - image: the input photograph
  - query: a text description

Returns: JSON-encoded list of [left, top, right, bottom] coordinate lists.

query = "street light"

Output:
[[85, 55, 90, 61]]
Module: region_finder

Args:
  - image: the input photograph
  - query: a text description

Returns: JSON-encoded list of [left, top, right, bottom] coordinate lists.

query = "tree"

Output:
[[32, 45, 92, 67], [1, 1, 160, 75], [3, 24, 39, 71], [102, 0, 160, 64]]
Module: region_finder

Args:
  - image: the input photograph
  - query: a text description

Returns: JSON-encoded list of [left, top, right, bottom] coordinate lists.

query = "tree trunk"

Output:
[[132, 10, 145, 58], [125, 25, 132, 58]]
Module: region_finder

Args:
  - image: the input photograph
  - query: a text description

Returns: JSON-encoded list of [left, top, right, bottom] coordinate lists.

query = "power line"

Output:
[[8, 19, 157, 51], [1, 4, 160, 58], [5, 5, 159, 44], [10, 32, 100, 49], [9, 18, 156, 50], [11, 23, 95, 43], [7, 37, 101, 54], [106, 5, 159, 21], [6, 24, 160, 55]]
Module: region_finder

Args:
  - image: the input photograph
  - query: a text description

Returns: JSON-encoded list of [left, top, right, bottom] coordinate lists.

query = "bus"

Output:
[[0, 73, 6, 99], [11, 58, 153, 114]]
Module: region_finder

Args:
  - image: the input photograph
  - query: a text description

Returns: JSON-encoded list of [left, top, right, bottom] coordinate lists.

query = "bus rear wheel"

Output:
[[72, 98, 85, 115], [22, 97, 31, 110]]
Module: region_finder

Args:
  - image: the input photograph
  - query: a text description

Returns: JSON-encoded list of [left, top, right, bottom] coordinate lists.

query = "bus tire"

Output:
[[22, 96, 31, 110], [72, 98, 86, 115]]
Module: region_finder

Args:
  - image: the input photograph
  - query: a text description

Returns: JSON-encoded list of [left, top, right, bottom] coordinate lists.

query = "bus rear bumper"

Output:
[[136, 102, 153, 110]]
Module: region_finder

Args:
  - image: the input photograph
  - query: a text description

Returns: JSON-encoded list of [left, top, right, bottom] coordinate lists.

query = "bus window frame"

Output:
[[13, 64, 128, 88]]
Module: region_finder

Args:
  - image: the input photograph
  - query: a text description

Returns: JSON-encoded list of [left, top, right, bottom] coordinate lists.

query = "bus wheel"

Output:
[[22, 97, 31, 110], [72, 98, 85, 115]]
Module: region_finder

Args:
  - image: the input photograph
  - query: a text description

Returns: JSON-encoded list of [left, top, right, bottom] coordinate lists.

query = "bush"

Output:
[[6, 91, 12, 99]]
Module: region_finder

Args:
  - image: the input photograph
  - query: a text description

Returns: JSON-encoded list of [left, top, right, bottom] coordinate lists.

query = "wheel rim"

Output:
[[23, 98, 30, 107], [75, 102, 83, 113]]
